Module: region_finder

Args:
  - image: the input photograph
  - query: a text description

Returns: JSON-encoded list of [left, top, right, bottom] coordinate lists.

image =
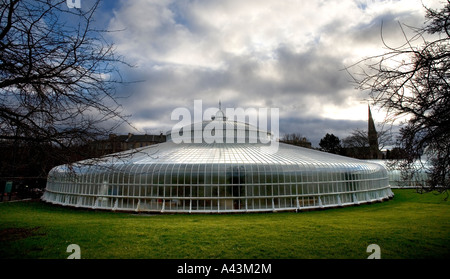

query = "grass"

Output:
[[0, 189, 448, 259]]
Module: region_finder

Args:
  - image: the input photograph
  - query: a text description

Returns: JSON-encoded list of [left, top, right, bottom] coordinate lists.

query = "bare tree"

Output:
[[0, 0, 132, 181], [348, 1, 450, 194], [342, 128, 393, 150], [281, 133, 308, 143]]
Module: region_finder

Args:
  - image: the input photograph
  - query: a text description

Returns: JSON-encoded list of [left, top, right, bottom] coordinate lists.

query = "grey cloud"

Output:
[[113, 44, 359, 135], [280, 117, 368, 147], [275, 46, 351, 97], [107, 0, 429, 141], [338, 8, 427, 51]]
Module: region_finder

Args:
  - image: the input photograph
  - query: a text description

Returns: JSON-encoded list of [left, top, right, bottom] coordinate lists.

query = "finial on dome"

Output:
[[212, 100, 226, 121]]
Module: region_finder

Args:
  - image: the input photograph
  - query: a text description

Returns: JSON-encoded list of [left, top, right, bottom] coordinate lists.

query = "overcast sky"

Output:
[[87, 0, 443, 146]]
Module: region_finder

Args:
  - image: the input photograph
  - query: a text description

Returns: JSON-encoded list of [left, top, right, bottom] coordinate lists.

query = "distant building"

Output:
[[280, 137, 312, 149], [368, 105, 383, 159], [340, 105, 383, 159], [91, 133, 166, 155]]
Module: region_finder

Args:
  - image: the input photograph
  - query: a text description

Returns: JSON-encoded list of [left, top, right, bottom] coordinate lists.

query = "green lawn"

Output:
[[0, 189, 448, 259]]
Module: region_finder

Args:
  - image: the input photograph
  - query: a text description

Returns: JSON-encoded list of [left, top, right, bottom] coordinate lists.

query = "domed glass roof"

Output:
[[43, 109, 393, 213]]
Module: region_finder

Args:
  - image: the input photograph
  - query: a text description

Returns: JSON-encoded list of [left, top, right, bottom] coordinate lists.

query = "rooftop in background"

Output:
[[90, 133, 166, 155]]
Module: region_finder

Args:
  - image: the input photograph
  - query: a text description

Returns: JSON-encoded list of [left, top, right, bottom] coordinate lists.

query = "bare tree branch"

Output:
[[346, 1, 450, 193], [0, 0, 134, 180]]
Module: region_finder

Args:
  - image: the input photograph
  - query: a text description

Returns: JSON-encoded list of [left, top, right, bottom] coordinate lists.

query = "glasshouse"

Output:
[[42, 109, 394, 213], [368, 160, 429, 188]]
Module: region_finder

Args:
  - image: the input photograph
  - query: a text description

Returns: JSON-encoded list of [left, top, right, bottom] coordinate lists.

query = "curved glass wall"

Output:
[[43, 140, 393, 213], [43, 111, 393, 213], [368, 160, 429, 188]]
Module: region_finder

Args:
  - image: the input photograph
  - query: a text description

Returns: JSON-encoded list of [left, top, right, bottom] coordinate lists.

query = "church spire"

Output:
[[368, 105, 381, 159]]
